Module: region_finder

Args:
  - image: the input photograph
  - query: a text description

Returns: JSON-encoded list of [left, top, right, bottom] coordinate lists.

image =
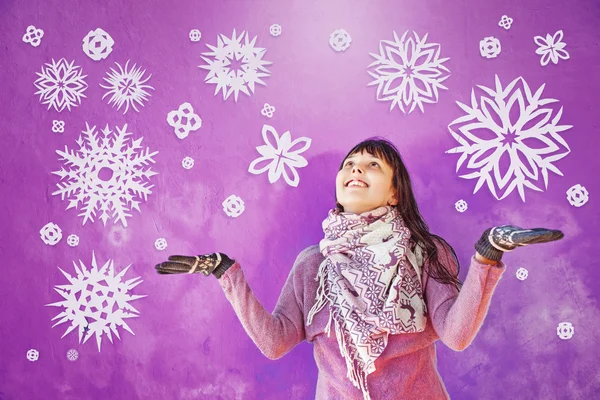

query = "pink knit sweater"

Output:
[[218, 241, 506, 400]]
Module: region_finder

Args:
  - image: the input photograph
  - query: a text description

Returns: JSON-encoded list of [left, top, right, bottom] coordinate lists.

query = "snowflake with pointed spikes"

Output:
[[368, 31, 450, 114], [199, 29, 272, 102], [34, 58, 89, 112], [52, 123, 159, 227], [46, 252, 146, 352], [446, 75, 572, 202], [100, 60, 154, 114]]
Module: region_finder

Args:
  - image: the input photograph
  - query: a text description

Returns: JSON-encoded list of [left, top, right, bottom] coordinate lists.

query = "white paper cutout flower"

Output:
[[100, 60, 154, 114], [454, 199, 468, 212], [167, 102, 202, 139], [534, 30, 570, 66], [154, 238, 167, 251], [498, 15, 513, 30], [199, 29, 272, 102], [329, 29, 352, 52], [189, 29, 202, 42], [52, 120, 65, 133], [269, 24, 282, 37], [222, 195, 245, 218], [182, 156, 195, 170], [26, 349, 39, 361], [66, 349, 79, 361], [557, 322, 574, 340], [82, 28, 114, 61], [368, 31, 450, 114], [34, 58, 88, 112], [261, 103, 275, 118], [40, 222, 63, 245], [67, 234, 80, 247], [248, 124, 311, 187], [516, 267, 528, 280], [446, 75, 572, 202], [566, 184, 589, 207], [46, 252, 146, 352], [23, 25, 44, 47], [52, 123, 158, 227], [480, 37, 501, 58]]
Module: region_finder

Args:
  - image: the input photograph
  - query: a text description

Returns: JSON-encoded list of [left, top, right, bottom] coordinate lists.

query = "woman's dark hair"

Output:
[[335, 137, 463, 291]]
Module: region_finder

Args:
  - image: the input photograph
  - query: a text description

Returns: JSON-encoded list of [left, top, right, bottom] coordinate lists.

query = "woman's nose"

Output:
[[352, 166, 363, 173]]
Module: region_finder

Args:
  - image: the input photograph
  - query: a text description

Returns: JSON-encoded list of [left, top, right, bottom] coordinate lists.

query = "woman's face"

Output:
[[336, 150, 397, 215]]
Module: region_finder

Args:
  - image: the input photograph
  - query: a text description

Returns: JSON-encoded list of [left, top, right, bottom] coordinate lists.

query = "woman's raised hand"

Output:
[[154, 252, 236, 279], [475, 225, 565, 262]]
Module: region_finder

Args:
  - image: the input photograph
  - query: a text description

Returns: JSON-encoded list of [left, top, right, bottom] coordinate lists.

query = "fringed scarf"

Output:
[[307, 206, 428, 400]]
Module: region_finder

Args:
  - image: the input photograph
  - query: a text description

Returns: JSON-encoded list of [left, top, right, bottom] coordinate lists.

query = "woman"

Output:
[[155, 138, 564, 400]]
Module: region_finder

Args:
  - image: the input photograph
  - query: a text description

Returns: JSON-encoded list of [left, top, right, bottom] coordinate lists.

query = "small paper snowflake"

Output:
[[82, 28, 114, 61], [100, 60, 154, 114], [66, 349, 79, 361], [222, 195, 245, 217], [261, 103, 275, 118], [23, 25, 44, 47], [40, 222, 63, 245], [52, 120, 65, 133], [167, 102, 202, 139], [566, 184, 589, 207], [26, 349, 39, 361], [454, 200, 468, 213]]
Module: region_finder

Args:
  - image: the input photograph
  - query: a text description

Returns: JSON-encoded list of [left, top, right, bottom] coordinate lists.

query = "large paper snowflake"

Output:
[[52, 123, 159, 226], [34, 58, 88, 112], [248, 124, 311, 187], [368, 31, 450, 113], [446, 75, 572, 201], [46, 252, 146, 352], [100, 60, 154, 114], [199, 29, 272, 102]]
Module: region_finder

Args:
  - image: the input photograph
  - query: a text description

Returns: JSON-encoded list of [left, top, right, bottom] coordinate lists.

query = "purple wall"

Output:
[[1, 0, 599, 398]]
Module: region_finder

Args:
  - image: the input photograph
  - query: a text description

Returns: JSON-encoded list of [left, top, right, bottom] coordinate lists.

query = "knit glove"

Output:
[[154, 252, 236, 279], [474, 225, 564, 262]]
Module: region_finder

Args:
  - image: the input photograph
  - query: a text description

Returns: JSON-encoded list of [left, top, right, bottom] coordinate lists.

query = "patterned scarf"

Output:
[[307, 206, 428, 400]]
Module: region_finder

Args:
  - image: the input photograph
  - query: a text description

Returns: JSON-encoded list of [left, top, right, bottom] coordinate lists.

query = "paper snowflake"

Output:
[[199, 29, 272, 102], [368, 31, 450, 114], [446, 75, 572, 201], [46, 252, 146, 352], [248, 124, 311, 187], [52, 123, 159, 227], [34, 58, 88, 112], [100, 60, 154, 114]]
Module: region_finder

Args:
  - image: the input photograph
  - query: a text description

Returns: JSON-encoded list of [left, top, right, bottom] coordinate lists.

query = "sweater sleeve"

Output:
[[425, 239, 506, 351], [216, 250, 308, 360]]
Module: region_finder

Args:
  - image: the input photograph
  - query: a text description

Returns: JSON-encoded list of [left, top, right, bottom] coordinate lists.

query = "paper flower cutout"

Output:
[[248, 124, 311, 187], [534, 30, 570, 66]]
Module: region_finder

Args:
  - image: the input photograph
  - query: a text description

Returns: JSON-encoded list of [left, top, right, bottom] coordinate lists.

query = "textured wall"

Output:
[[1, 0, 599, 399]]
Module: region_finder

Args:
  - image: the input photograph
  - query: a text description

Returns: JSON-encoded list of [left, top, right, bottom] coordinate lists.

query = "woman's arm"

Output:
[[217, 249, 308, 360], [425, 240, 506, 351]]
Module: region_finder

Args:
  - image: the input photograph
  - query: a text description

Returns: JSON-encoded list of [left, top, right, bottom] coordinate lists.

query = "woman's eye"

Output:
[[345, 161, 354, 167], [370, 162, 379, 167]]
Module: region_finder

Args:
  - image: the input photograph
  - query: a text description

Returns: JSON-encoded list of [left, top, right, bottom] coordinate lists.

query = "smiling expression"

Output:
[[336, 150, 398, 214]]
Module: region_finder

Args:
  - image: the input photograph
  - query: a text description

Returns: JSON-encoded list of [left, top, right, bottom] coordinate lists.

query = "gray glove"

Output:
[[154, 252, 236, 279], [475, 225, 564, 262]]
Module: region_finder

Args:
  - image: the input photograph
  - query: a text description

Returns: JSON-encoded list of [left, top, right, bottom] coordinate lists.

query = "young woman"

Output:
[[155, 138, 564, 400]]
